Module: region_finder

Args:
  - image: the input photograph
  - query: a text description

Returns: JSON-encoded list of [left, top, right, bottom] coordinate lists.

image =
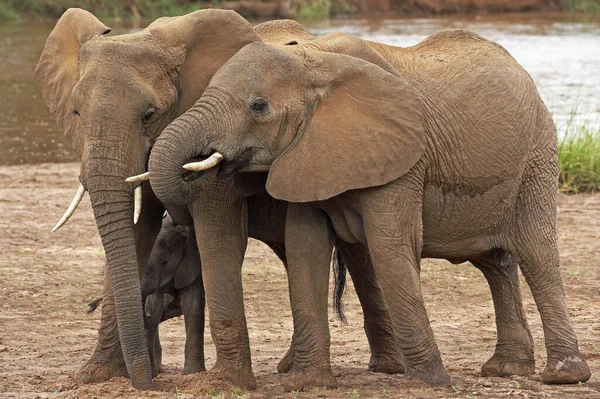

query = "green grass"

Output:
[[0, 3, 20, 20], [0, 0, 205, 21], [557, 113, 600, 193], [562, 0, 600, 13], [296, 0, 331, 19]]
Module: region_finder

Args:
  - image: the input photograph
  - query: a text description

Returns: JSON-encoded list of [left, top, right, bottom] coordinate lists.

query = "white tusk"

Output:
[[183, 152, 224, 172], [133, 185, 142, 225], [52, 184, 86, 232], [125, 172, 149, 183]]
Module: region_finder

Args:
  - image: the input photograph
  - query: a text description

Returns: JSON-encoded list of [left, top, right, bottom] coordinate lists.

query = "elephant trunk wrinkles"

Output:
[[149, 107, 219, 207], [87, 156, 152, 390]]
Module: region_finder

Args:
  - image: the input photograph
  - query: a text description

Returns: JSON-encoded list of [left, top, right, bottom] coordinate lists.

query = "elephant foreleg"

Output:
[[471, 255, 535, 377], [363, 183, 450, 386], [181, 278, 207, 374], [335, 239, 405, 375], [77, 272, 128, 383], [144, 290, 165, 377], [190, 179, 255, 389], [77, 185, 164, 384]]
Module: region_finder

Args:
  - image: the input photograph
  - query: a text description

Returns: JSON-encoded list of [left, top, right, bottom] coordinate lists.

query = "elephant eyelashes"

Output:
[[249, 98, 268, 115], [143, 107, 156, 124]]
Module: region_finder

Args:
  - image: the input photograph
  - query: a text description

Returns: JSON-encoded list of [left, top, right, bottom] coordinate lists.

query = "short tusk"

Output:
[[133, 185, 142, 225], [125, 172, 149, 183], [52, 184, 86, 232], [183, 152, 224, 172]]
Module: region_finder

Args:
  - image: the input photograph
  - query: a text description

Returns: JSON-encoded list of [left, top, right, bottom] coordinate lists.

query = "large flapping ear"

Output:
[[266, 51, 426, 203], [150, 10, 260, 115], [254, 19, 315, 45], [35, 8, 111, 155]]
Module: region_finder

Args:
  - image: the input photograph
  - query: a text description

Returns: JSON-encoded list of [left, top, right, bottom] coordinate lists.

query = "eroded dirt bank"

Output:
[[0, 162, 599, 398]]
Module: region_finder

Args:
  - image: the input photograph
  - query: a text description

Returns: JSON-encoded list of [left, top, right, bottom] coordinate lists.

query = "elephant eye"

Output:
[[160, 260, 168, 268], [73, 109, 80, 116], [142, 107, 156, 124], [249, 98, 268, 115]]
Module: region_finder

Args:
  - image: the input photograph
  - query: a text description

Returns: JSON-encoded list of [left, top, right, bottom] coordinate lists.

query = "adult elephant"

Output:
[[148, 33, 592, 390], [37, 10, 401, 390]]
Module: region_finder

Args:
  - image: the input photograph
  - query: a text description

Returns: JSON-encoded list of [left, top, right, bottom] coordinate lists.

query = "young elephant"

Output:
[[148, 32, 592, 389], [141, 215, 205, 376]]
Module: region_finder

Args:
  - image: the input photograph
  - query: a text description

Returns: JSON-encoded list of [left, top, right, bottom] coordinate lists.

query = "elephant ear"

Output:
[[254, 19, 315, 45], [35, 8, 111, 155], [174, 227, 201, 290], [294, 33, 400, 78], [266, 51, 426, 203], [150, 10, 260, 115]]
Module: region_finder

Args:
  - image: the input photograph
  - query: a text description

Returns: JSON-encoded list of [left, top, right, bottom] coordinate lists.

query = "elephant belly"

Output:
[[421, 179, 517, 260]]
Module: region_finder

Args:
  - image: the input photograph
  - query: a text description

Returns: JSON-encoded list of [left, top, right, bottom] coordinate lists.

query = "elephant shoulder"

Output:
[[412, 29, 515, 63]]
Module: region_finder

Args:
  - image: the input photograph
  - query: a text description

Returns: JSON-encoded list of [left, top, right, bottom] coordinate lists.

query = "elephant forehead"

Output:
[[79, 36, 174, 72], [213, 42, 304, 86]]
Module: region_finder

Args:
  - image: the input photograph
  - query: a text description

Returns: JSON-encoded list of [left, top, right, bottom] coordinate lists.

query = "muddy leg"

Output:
[[513, 160, 590, 384]]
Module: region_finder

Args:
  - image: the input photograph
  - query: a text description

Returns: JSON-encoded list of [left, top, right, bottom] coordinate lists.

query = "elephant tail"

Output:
[[87, 297, 103, 313], [332, 247, 347, 323]]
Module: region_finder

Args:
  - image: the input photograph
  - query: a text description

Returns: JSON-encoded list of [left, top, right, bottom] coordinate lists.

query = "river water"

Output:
[[0, 13, 598, 165]]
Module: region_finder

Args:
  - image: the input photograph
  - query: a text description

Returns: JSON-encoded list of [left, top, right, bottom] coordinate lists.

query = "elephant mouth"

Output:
[[182, 153, 223, 183], [184, 147, 265, 180]]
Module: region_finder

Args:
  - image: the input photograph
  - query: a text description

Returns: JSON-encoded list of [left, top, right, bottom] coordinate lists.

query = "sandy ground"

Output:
[[0, 162, 598, 399]]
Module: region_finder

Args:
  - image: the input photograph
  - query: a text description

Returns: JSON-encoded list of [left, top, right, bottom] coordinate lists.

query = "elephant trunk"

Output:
[[86, 142, 152, 389], [149, 106, 219, 207]]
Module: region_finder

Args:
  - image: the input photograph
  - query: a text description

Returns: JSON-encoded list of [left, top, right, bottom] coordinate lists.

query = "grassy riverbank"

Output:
[[558, 120, 600, 193], [0, 0, 204, 21], [1, 0, 599, 21]]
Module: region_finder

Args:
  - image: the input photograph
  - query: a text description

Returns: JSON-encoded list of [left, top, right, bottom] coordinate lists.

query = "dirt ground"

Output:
[[0, 162, 598, 399]]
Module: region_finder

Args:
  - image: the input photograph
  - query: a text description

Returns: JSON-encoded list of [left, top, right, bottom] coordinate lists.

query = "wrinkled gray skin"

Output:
[[148, 32, 592, 390], [37, 10, 402, 389], [141, 216, 205, 376]]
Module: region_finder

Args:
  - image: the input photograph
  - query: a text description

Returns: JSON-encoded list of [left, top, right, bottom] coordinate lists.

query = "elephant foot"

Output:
[[76, 360, 129, 384], [151, 362, 162, 378], [368, 353, 405, 374], [281, 365, 337, 392], [211, 364, 257, 390], [183, 359, 207, 375], [542, 352, 591, 384], [277, 346, 295, 374], [405, 359, 451, 386], [481, 354, 534, 378]]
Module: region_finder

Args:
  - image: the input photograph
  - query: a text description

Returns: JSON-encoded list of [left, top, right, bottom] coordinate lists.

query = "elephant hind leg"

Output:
[[471, 250, 535, 378], [510, 163, 590, 384]]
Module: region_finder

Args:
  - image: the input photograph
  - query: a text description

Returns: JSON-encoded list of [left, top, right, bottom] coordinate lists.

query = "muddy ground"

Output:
[[0, 162, 598, 399]]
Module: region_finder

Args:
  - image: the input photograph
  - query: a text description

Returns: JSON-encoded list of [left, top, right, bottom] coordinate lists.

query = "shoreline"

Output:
[[1, 0, 597, 22]]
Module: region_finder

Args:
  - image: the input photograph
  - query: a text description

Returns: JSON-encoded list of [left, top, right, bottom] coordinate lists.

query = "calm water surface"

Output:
[[0, 13, 598, 165]]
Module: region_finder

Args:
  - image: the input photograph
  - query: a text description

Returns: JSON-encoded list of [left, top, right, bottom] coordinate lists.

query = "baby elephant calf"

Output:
[[141, 215, 205, 376]]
